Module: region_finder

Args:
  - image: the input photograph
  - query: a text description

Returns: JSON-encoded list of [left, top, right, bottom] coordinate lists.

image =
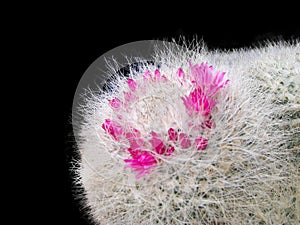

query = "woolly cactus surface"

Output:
[[74, 40, 300, 225]]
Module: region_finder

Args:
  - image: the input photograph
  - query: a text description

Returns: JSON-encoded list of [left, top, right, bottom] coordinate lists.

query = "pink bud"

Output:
[[195, 137, 208, 150], [124, 91, 136, 103], [165, 145, 175, 156], [150, 131, 166, 155], [154, 69, 161, 80], [109, 97, 122, 109], [127, 78, 137, 91], [143, 70, 151, 79], [179, 133, 191, 148], [168, 128, 178, 142], [177, 68, 185, 80]]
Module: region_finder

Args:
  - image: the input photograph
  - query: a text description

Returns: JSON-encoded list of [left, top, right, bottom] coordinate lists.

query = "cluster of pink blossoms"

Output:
[[102, 62, 229, 178]]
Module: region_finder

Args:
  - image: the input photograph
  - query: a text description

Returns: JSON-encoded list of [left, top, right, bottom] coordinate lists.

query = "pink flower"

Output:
[[127, 78, 137, 91], [195, 137, 208, 150], [104, 62, 228, 178], [102, 119, 123, 141], [179, 133, 192, 148], [190, 62, 229, 97], [109, 97, 122, 109], [182, 87, 213, 116], [124, 152, 157, 178]]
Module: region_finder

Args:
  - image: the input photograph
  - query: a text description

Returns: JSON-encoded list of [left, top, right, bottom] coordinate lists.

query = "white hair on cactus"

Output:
[[74, 39, 300, 224]]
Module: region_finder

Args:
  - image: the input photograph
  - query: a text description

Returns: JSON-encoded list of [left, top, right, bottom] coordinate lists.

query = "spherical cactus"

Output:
[[74, 40, 300, 224]]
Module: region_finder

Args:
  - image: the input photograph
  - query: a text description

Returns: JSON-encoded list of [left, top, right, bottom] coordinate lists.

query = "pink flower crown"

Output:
[[102, 62, 229, 178]]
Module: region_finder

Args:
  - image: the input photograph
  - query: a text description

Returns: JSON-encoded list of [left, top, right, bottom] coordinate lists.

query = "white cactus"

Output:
[[74, 40, 300, 224]]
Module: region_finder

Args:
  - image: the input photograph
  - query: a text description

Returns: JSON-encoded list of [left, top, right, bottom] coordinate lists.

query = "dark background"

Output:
[[51, 6, 300, 225]]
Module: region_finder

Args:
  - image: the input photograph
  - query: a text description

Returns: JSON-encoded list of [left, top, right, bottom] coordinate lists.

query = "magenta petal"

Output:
[[128, 148, 142, 158], [124, 152, 157, 178], [135, 171, 147, 179], [182, 88, 212, 116], [125, 129, 141, 139], [150, 131, 166, 155], [129, 139, 142, 151], [189, 62, 228, 98], [126, 129, 144, 151], [102, 119, 123, 141], [213, 71, 225, 85]]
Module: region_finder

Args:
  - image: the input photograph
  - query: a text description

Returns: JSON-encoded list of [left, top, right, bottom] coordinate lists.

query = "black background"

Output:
[[34, 4, 300, 225]]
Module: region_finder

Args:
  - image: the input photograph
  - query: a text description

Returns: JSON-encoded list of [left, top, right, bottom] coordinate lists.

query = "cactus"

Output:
[[74, 40, 300, 224]]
